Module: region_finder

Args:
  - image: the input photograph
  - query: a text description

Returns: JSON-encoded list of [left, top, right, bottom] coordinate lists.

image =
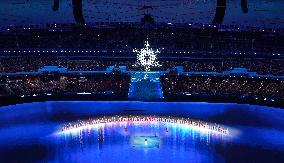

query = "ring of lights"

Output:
[[133, 40, 161, 72], [60, 115, 229, 135]]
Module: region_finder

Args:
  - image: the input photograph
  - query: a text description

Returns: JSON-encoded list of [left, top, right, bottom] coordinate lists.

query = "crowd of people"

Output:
[[1, 57, 283, 76], [61, 115, 229, 135], [0, 23, 283, 105], [161, 75, 284, 102], [0, 23, 283, 56], [0, 73, 130, 98], [1, 70, 283, 105]]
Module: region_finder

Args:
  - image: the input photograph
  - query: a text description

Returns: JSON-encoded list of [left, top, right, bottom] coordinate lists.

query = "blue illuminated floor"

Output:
[[129, 72, 163, 100], [0, 101, 284, 162], [128, 81, 163, 100], [52, 122, 228, 162]]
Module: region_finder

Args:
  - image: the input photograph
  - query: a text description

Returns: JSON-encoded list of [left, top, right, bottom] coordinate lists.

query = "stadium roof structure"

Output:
[[0, 0, 283, 28]]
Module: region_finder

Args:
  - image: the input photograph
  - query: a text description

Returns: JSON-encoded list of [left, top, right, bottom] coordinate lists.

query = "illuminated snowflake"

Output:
[[133, 40, 161, 72]]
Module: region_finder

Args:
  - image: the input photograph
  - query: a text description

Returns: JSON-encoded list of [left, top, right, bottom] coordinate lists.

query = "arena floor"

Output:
[[0, 101, 284, 162]]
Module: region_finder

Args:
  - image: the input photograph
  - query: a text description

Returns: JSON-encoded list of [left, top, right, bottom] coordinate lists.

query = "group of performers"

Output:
[[61, 115, 229, 135]]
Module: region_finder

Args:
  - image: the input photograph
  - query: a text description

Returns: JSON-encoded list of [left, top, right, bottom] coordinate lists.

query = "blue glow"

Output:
[[129, 72, 163, 99], [0, 101, 284, 162]]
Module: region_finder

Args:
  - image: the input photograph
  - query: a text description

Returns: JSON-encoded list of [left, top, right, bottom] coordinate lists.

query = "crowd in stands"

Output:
[[161, 75, 284, 102], [0, 73, 130, 98], [1, 72, 283, 105], [1, 57, 283, 76], [0, 23, 283, 55], [0, 23, 283, 105]]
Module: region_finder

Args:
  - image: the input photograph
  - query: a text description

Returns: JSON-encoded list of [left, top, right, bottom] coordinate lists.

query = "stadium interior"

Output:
[[0, 0, 284, 162]]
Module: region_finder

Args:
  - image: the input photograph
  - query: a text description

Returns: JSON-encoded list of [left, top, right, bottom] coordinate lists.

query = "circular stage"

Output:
[[0, 101, 284, 162]]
